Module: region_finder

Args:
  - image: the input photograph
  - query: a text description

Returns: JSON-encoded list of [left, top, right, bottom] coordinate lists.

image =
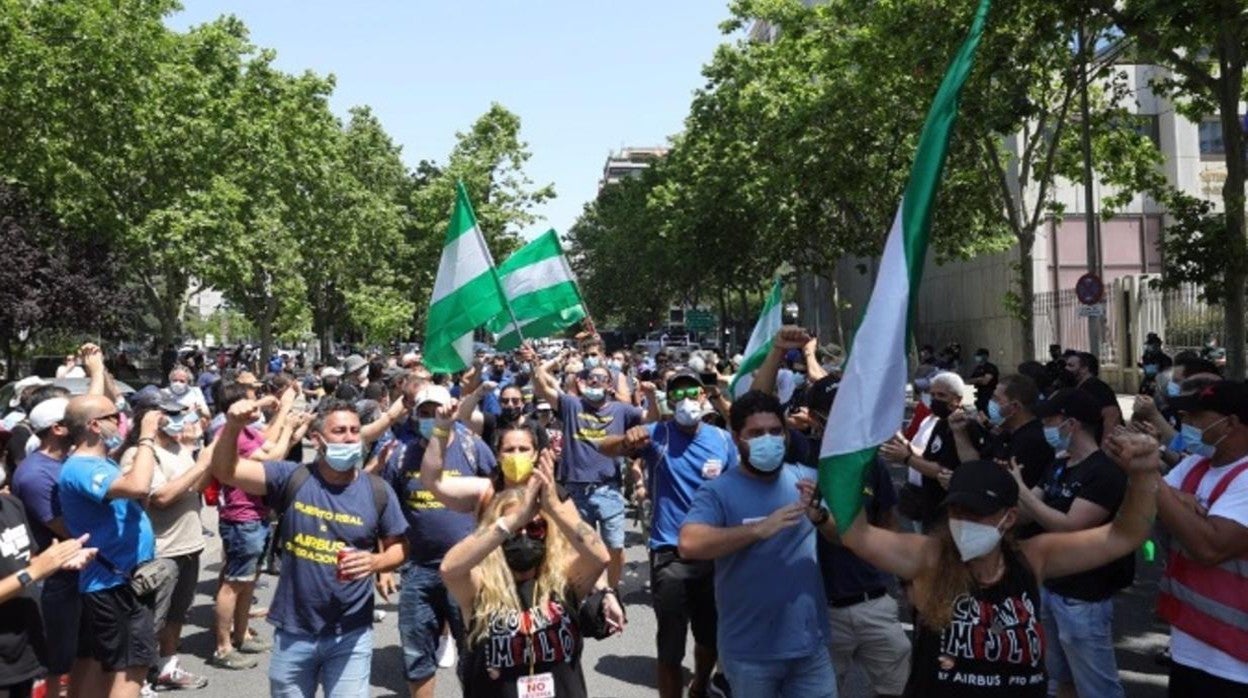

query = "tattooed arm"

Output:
[[535, 451, 609, 599]]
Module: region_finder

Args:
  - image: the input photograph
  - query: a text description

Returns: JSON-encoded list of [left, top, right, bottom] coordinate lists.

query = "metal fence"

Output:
[[1033, 276, 1227, 366]]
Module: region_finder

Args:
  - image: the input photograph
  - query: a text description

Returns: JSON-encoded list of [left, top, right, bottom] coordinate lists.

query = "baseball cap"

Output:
[[129, 386, 188, 414], [535, 400, 552, 412], [320, 367, 343, 379], [942, 461, 1019, 515], [28, 397, 68, 433], [1169, 380, 1248, 422], [1034, 388, 1101, 426], [668, 368, 704, 389], [341, 354, 368, 376], [805, 375, 839, 417], [9, 376, 51, 407], [414, 384, 452, 408]]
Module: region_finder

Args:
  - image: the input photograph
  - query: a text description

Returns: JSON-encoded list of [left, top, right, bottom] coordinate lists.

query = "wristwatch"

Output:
[[16, 568, 33, 588]]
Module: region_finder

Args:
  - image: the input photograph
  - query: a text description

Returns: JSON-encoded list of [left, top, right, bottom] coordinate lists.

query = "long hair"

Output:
[[468, 487, 573, 644], [913, 521, 1018, 631]]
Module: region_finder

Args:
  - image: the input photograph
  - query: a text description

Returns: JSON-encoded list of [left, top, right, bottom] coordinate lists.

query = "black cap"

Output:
[[1034, 388, 1101, 426], [1169, 380, 1248, 422], [129, 386, 187, 414], [806, 375, 839, 417], [942, 461, 1019, 515], [667, 367, 704, 388]]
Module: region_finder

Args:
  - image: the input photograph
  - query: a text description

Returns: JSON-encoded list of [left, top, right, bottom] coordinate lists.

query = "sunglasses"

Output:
[[500, 397, 525, 407], [668, 386, 701, 401], [95, 411, 121, 423], [583, 373, 611, 386], [513, 517, 547, 541]]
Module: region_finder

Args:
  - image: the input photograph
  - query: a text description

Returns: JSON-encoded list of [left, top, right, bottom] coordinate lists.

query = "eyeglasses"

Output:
[[95, 411, 121, 423], [500, 397, 525, 407], [668, 386, 701, 401], [513, 517, 547, 541]]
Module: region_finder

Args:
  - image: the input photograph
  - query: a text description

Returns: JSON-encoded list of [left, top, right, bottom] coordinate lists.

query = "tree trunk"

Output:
[[1018, 230, 1037, 361], [259, 295, 278, 376], [1218, 43, 1246, 379]]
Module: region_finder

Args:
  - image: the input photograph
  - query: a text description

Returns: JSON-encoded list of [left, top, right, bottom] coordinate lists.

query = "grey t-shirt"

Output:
[[124, 444, 205, 558]]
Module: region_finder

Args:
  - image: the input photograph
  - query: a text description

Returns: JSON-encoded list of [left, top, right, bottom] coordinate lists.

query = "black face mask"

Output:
[[500, 406, 523, 423], [930, 400, 953, 420], [502, 534, 545, 573]]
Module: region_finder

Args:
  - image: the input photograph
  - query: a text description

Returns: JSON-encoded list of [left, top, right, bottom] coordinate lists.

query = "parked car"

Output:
[[0, 377, 137, 412]]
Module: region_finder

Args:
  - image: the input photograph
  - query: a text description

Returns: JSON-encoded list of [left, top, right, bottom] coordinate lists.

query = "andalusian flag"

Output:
[[728, 279, 784, 399], [487, 230, 587, 351], [423, 183, 508, 373], [819, 0, 991, 528]]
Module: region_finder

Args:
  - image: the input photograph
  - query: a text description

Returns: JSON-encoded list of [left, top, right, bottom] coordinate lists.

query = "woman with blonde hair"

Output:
[[441, 458, 611, 697]]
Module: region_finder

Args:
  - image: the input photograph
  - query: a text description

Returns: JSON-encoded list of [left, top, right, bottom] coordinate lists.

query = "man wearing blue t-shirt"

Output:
[[211, 398, 409, 698], [600, 368, 736, 698], [58, 395, 163, 698], [680, 391, 838, 698]]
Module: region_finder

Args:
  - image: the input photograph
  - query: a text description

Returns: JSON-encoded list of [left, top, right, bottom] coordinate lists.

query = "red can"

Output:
[[336, 546, 356, 582]]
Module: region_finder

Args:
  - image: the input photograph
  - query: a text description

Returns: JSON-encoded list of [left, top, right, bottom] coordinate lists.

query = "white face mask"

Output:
[[169, 381, 189, 396], [948, 517, 1005, 562], [674, 399, 703, 427]]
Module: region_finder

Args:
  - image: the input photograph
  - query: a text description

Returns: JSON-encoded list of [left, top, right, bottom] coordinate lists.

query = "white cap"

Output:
[[10, 376, 51, 407], [28, 397, 68, 432], [320, 367, 343, 378], [401, 352, 420, 365], [414, 384, 452, 408]]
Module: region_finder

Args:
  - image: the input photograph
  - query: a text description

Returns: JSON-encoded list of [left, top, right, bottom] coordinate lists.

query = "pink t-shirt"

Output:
[[218, 425, 269, 523]]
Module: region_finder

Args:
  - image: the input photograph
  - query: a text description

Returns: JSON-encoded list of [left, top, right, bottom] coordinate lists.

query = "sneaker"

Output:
[[207, 649, 259, 670], [153, 666, 208, 691], [436, 634, 458, 668], [708, 673, 731, 698], [140, 682, 159, 698], [236, 635, 272, 654], [373, 609, 387, 623]]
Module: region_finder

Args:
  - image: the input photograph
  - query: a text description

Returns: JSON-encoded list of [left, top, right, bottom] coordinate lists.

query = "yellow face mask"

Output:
[[499, 452, 536, 484]]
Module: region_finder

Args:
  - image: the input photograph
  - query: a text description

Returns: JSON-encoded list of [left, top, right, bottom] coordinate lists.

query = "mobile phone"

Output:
[[700, 372, 717, 386]]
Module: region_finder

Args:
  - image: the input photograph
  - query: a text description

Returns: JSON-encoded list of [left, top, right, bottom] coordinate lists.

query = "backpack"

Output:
[[273, 464, 390, 546]]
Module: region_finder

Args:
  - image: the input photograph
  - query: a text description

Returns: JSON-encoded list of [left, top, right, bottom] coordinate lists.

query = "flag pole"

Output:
[[459, 181, 525, 347]]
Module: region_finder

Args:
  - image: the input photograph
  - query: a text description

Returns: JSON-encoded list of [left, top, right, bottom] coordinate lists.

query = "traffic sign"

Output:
[[1077, 303, 1106, 318], [1075, 273, 1104, 305], [684, 309, 716, 331]]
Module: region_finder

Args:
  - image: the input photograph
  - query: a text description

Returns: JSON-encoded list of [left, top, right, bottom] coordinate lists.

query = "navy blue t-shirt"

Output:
[[639, 421, 738, 550], [818, 459, 897, 600], [385, 427, 496, 566], [263, 461, 408, 637], [11, 452, 64, 551], [558, 394, 642, 484]]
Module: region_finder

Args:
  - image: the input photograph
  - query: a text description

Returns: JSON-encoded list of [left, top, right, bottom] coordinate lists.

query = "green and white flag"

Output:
[[486, 230, 587, 351], [728, 279, 784, 399], [423, 183, 509, 374], [819, 0, 991, 528]]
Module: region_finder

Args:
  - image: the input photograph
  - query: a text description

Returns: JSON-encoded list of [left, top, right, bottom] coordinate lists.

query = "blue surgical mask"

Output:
[[1043, 424, 1070, 452], [323, 442, 362, 472], [746, 434, 786, 472], [1166, 382, 1181, 398], [104, 432, 123, 451], [418, 418, 436, 440], [584, 356, 602, 370], [987, 399, 1007, 427], [1179, 423, 1213, 457], [583, 386, 606, 403], [161, 414, 187, 436], [1143, 364, 1159, 377]]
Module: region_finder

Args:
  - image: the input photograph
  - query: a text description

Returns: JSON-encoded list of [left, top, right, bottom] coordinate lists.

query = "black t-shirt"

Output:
[[906, 547, 1046, 698], [979, 419, 1054, 490], [465, 579, 588, 698], [915, 419, 983, 522], [1077, 377, 1120, 424], [969, 361, 999, 411], [1025, 451, 1133, 600], [0, 494, 46, 685], [819, 460, 896, 599]]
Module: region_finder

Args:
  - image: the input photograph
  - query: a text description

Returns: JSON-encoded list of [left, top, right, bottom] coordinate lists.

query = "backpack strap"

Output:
[[1209, 461, 1248, 506], [453, 423, 477, 471], [365, 472, 389, 521], [276, 464, 315, 518]]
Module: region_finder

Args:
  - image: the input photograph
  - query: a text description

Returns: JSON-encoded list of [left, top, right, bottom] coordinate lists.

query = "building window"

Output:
[[1133, 114, 1160, 148], [1199, 117, 1225, 157]]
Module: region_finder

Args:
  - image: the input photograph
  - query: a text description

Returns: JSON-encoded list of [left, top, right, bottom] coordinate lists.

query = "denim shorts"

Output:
[[219, 520, 269, 581], [1040, 589, 1124, 698], [566, 483, 626, 549], [398, 563, 464, 682]]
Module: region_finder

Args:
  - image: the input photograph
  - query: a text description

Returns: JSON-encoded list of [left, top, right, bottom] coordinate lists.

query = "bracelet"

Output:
[[138, 437, 156, 446], [432, 427, 450, 440], [494, 518, 513, 537]]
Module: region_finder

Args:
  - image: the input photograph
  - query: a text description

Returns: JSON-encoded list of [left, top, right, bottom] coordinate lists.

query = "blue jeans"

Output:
[[269, 627, 373, 698], [567, 483, 626, 549], [1040, 589, 1124, 698], [398, 563, 464, 682], [721, 650, 838, 698]]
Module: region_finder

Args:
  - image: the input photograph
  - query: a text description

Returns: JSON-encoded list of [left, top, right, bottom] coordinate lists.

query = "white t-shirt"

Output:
[[1163, 452, 1248, 683], [907, 415, 940, 486]]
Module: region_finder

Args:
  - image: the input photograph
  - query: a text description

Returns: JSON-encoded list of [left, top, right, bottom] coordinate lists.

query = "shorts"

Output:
[[153, 552, 201, 630], [567, 483, 626, 549], [40, 572, 82, 674], [219, 520, 268, 581], [650, 548, 717, 665], [398, 563, 464, 682], [78, 585, 158, 672]]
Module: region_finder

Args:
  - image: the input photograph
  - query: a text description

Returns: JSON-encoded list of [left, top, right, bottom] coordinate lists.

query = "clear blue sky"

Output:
[[166, 2, 738, 240]]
